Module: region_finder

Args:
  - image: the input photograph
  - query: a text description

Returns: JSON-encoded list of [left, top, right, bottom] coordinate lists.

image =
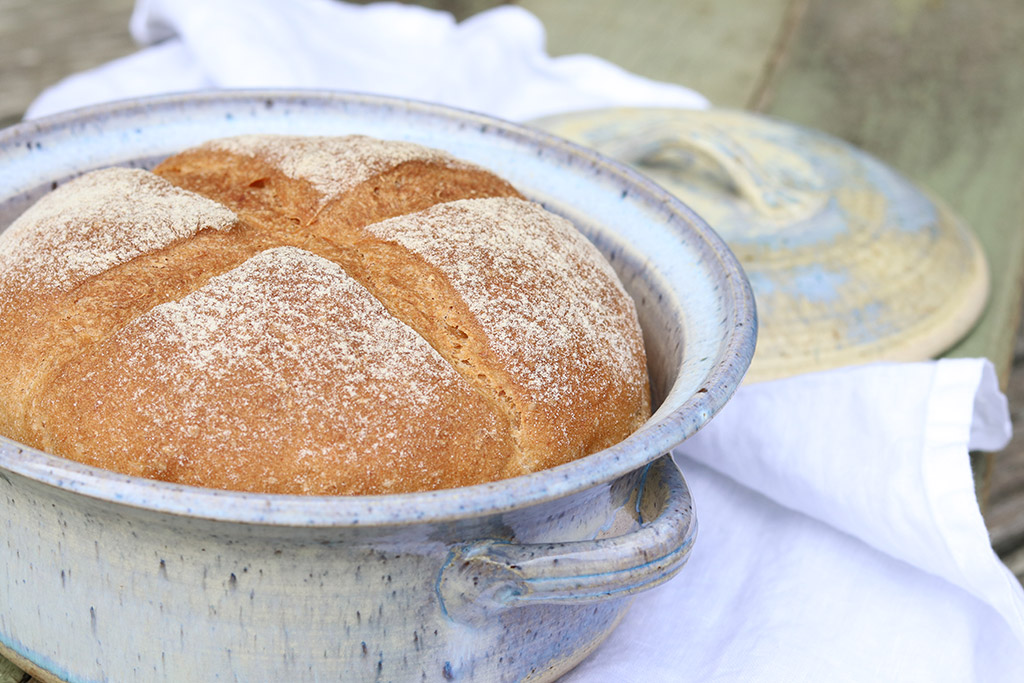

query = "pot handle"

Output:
[[436, 455, 696, 624]]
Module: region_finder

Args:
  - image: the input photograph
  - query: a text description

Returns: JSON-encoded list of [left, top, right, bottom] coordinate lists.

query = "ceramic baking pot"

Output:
[[0, 92, 756, 682]]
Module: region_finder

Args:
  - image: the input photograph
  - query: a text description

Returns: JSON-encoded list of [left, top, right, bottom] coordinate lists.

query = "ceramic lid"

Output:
[[532, 107, 989, 383]]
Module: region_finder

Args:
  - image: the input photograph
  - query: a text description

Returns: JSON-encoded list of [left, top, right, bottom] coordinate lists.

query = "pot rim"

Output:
[[0, 89, 756, 527]]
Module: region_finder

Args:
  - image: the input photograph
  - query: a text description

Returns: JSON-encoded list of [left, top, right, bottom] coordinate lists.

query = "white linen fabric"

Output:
[[564, 359, 1023, 682], [22, 1, 1024, 680], [26, 0, 708, 121]]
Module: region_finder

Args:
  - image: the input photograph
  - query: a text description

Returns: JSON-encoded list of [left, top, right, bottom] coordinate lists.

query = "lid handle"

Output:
[[594, 115, 827, 224]]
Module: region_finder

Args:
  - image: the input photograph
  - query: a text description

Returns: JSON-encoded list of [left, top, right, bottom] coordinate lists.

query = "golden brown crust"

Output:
[[0, 169, 250, 447], [37, 248, 515, 495], [154, 135, 523, 237], [0, 134, 649, 495], [342, 198, 650, 477]]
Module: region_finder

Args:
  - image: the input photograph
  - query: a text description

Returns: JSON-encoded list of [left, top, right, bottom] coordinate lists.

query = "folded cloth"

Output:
[[564, 359, 1024, 682], [21, 1, 1024, 680], [25, 0, 708, 121]]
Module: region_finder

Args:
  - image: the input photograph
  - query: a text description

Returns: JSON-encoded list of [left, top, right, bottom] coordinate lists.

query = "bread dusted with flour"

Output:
[[0, 135, 650, 495]]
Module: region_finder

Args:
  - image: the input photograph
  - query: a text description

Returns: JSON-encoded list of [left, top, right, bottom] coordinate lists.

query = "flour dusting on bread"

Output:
[[43, 245, 513, 494], [367, 197, 645, 402], [0, 167, 237, 292], [139, 246, 454, 397], [207, 134, 473, 203]]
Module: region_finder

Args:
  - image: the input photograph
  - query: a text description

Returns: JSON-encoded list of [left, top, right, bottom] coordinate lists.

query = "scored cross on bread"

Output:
[[0, 135, 650, 495]]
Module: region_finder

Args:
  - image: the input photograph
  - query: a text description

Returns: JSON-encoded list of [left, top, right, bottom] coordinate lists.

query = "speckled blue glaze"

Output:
[[0, 91, 756, 682]]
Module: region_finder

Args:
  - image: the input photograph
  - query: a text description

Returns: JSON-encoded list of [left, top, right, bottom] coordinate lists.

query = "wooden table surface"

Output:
[[2, 0, 1023, 680]]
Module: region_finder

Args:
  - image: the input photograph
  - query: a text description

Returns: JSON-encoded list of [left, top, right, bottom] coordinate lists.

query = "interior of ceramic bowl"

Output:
[[0, 91, 756, 524]]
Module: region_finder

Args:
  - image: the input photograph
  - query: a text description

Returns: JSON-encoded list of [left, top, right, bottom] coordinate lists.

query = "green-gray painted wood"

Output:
[[0, 656, 27, 683], [0, 0, 138, 127], [519, 0, 792, 108], [759, 0, 1024, 385]]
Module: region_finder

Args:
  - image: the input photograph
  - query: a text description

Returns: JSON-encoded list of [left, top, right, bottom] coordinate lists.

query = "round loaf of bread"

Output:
[[0, 135, 650, 495]]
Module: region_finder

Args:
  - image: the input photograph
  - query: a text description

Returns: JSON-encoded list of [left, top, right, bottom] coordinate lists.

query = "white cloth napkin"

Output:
[[23, 1, 1024, 681], [26, 0, 708, 121], [565, 360, 1023, 682]]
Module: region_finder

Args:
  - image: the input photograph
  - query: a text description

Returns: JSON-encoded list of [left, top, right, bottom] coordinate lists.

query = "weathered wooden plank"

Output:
[[0, 655, 27, 683], [758, 0, 1024, 385], [518, 0, 792, 108], [984, 339, 1024, 553], [0, 0, 138, 127]]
